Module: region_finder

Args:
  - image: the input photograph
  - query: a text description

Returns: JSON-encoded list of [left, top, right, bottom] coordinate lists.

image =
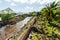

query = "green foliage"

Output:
[[0, 8, 16, 21], [40, 1, 60, 23], [0, 14, 15, 21], [27, 31, 41, 40]]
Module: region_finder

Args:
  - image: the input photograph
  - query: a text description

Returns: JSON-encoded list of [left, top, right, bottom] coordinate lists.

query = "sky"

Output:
[[0, 0, 59, 13]]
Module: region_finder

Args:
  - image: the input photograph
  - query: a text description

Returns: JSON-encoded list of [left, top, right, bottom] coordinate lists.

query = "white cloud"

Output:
[[37, 0, 59, 4], [55, 0, 60, 3], [10, 3, 17, 6], [12, 0, 37, 4], [13, 0, 28, 3], [0, 0, 2, 3], [4, 0, 59, 4], [5, 0, 11, 2], [4, 0, 60, 13], [28, 0, 37, 4], [24, 6, 33, 10], [5, 0, 60, 4], [37, 0, 51, 4], [25, 6, 31, 9], [21, 6, 34, 13]]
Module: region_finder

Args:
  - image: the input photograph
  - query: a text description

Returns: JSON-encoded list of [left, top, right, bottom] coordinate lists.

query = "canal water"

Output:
[[16, 17, 32, 32], [0, 17, 32, 37]]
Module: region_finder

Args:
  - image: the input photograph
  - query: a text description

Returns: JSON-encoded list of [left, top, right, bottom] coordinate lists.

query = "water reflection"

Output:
[[0, 17, 32, 38], [16, 17, 32, 32]]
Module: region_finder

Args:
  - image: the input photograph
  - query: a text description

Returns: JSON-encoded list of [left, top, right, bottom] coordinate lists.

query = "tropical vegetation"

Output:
[[27, 1, 60, 40]]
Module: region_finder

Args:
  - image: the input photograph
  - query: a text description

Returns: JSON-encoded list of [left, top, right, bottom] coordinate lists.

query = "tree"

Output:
[[40, 1, 59, 24]]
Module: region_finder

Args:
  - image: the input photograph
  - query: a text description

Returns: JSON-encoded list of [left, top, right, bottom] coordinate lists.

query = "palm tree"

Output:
[[45, 1, 59, 24]]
